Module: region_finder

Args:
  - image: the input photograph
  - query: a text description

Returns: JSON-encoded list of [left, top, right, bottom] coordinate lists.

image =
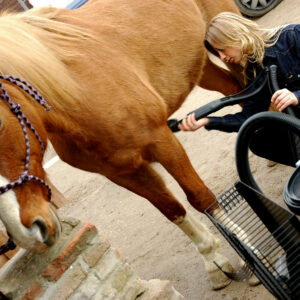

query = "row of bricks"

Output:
[[0, 219, 183, 300], [22, 221, 146, 299]]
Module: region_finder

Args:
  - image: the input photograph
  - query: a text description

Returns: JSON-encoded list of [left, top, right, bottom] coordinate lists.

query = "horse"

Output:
[[0, 0, 242, 290]]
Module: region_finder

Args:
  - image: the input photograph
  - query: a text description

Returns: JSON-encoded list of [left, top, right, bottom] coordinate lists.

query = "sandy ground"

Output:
[[43, 1, 300, 299]]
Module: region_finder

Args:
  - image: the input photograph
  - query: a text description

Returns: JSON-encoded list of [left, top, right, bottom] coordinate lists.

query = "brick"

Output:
[[111, 263, 134, 292], [0, 219, 84, 299], [94, 248, 122, 281], [42, 222, 97, 282], [93, 286, 118, 300], [47, 262, 87, 300], [83, 236, 110, 268], [68, 273, 100, 300], [60, 218, 81, 235], [120, 278, 146, 300], [21, 277, 47, 300]]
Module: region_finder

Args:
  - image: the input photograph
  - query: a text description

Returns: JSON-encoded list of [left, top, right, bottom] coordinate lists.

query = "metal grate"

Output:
[[205, 181, 300, 300]]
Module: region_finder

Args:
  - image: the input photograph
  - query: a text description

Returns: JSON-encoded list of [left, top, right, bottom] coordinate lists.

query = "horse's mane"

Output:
[[0, 7, 91, 110]]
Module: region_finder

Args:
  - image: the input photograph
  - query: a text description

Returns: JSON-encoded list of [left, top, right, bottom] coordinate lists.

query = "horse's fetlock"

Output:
[[197, 234, 219, 255], [197, 239, 214, 254]]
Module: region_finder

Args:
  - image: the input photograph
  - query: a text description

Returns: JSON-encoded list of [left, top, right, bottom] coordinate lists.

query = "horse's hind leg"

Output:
[[108, 155, 232, 289]]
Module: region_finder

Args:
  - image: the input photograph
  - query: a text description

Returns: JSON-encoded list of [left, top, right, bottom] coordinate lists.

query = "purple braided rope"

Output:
[[23, 114, 45, 153], [0, 75, 51, 111], [5, 100, 31, 170], [0, 76, 50, 152], [0, 76, 52, 200], [0, 172, 52, 199]]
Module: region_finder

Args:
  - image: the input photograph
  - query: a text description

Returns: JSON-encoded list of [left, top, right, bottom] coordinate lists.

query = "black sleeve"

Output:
[[205, 71, 271, 133]]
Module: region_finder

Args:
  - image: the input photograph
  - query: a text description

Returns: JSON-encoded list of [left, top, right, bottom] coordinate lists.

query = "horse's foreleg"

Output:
[[145, 128, 233, 289], [108, 162, 186, 222], [108, 160, 231, 289], [175, 212, 232, 289], [148, 128, 215, 213]]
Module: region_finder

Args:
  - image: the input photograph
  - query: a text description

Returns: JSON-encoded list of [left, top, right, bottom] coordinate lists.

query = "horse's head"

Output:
[[0, 82, 61, 252]]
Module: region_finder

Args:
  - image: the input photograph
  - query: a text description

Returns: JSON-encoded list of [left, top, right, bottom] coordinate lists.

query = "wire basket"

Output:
[[205, 181, 300, 300]]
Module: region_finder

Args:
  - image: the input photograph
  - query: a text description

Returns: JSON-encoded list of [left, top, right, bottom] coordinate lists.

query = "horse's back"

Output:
[[53, 0, 207, 115]]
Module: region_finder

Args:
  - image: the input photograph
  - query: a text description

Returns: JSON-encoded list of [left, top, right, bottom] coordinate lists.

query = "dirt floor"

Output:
[[44, 1, 300, 299]]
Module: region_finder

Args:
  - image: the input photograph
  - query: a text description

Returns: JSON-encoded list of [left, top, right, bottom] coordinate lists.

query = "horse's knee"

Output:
[[187, 187, 216, 213], [152, 198, 186, 222]]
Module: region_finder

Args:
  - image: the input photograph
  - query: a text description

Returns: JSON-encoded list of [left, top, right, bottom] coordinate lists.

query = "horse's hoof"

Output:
[[237, 260, 260, 286], [248, 273, 261, 286], [208, 262, 233, 290]]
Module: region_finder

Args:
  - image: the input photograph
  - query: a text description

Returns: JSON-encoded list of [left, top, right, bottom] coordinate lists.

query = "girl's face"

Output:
[[212, 44, 243, 64]]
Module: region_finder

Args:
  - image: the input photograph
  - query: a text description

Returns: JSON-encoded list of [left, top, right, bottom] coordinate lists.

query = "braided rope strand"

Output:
[[0, 75, 51, 110], [0, 76, 52, 200]]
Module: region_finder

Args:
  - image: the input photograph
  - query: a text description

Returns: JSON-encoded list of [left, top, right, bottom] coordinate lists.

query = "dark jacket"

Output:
[[206, 24, 300, 133]]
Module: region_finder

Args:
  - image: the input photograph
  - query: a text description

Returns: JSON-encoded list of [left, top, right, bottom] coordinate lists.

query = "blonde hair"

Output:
[[0, 7, 93, 110], [205, 12, 285, 84]]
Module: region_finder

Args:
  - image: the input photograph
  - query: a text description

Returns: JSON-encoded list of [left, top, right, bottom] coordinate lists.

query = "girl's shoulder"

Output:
[[279, 24, 299, 36], [271, 24, 300, 52]]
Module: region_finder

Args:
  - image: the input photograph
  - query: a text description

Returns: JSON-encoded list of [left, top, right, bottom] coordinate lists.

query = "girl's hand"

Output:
[[271, 88, 298, 112], [178, 113, 209, 131]]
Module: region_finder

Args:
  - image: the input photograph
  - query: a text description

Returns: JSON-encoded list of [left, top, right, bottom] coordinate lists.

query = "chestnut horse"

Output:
[[0, 0, 241, 289]]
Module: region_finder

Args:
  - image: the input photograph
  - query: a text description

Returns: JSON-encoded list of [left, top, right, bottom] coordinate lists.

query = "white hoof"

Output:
[[237, 259, 260, 286], [248, 273, 261, 286], [208, 261, 233, 290]]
